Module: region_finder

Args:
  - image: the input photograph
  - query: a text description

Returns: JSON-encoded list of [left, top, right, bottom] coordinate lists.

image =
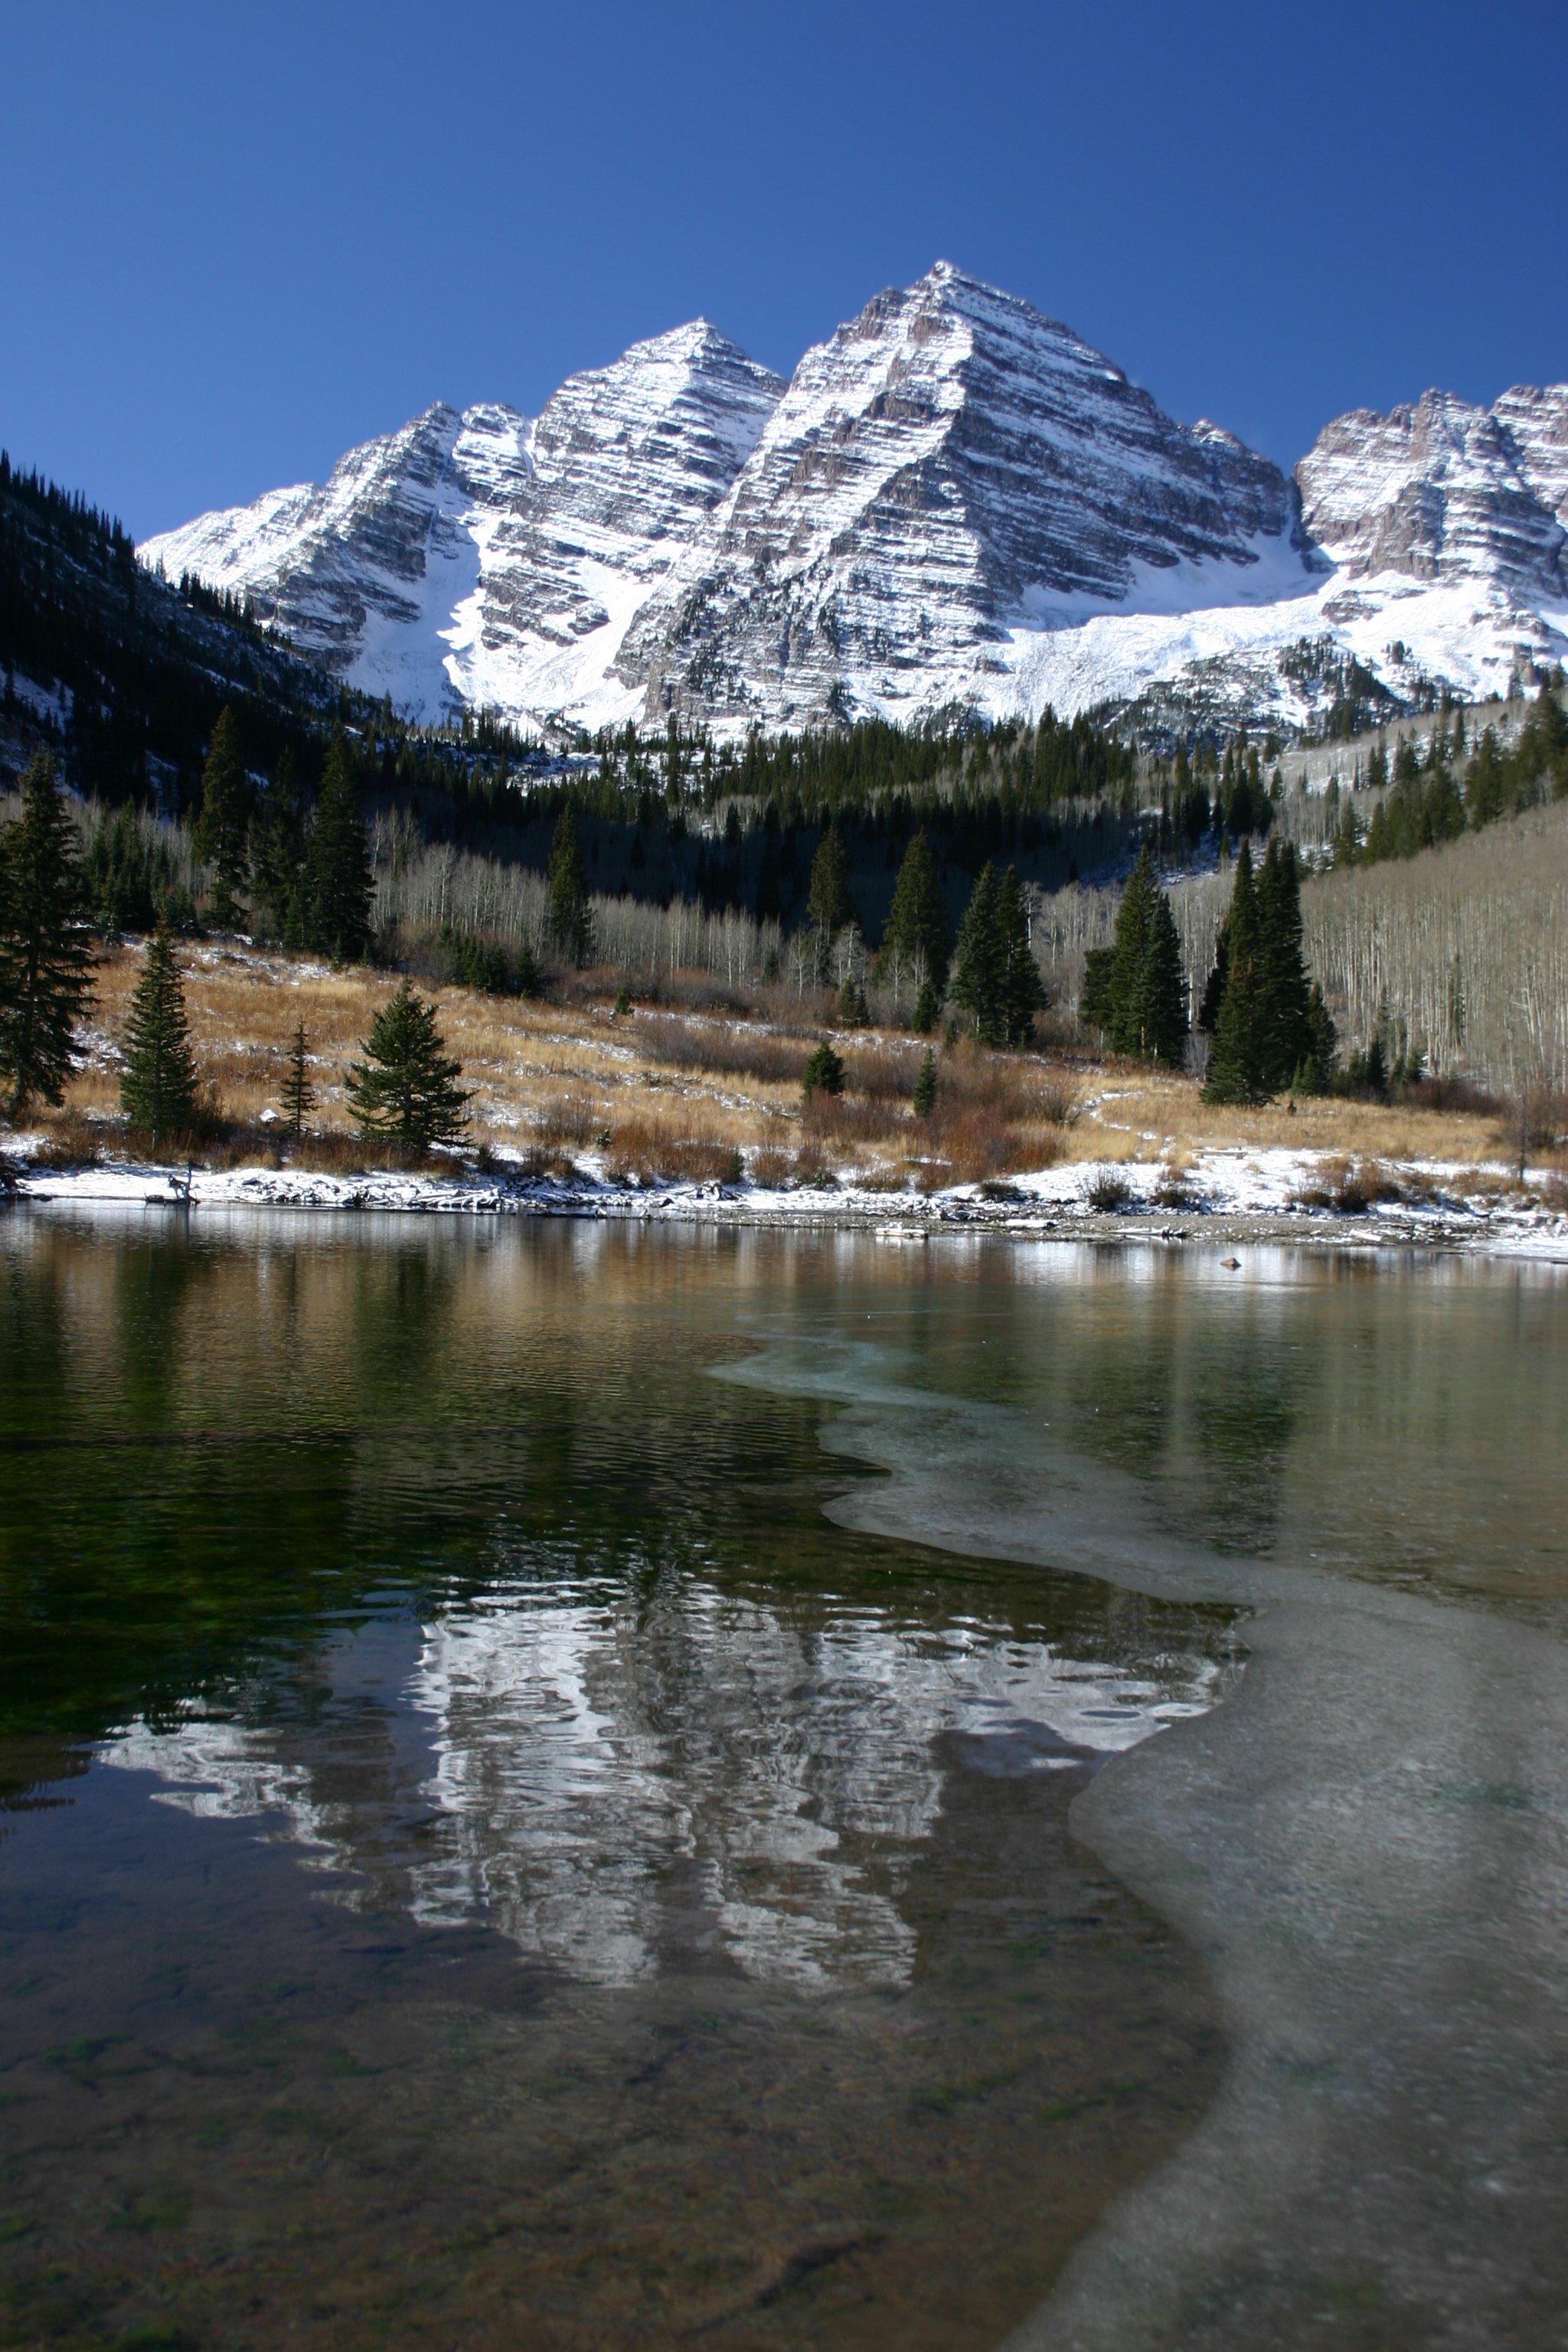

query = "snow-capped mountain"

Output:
[[142, 323, 783, 726], [622, 262, 1320, 731], [142, 267, 1568, 738]]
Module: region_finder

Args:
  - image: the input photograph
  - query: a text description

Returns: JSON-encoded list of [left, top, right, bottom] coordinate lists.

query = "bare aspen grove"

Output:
[[1034, 800, 1568, 1096], [368, 822, 786, 989]]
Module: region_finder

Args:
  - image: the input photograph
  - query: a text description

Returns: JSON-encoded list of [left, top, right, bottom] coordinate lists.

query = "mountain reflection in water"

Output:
[[107, 1579, 1225, 1990]]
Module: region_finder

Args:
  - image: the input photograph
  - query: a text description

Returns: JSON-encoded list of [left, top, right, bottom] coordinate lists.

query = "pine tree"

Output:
[[1197, 921, 1230, 1032], [801, 1039, 844, 1098], [1107, 847, 1156, 1050], [1202, 841, 1272, 1104], [250, 749, 308, 943], [912, 976, 940, 1035], [1255, 838, 1314, 1087], [913, 1047, 937, 1117], [837, 972, 869, 1025], [279, 1021, 314, 1139], [1104, 845, 1186, 1063], [303, 729, 374, 962], [119, 921, 198, 1145], [806, 819, 857, 936], [996, 864, 1046, 1046], [1126, 891, 1187, 1065], [949, 863, 1005, 1044], [0, 751, 96, 1115], [192, 705, 250, 926], [1080, 946, 1114, 1036], [878, 828, 949, 995], [546, 806, 593, 965], [1295, 982, 1338, 1094], [345, 979, 469, 1148]]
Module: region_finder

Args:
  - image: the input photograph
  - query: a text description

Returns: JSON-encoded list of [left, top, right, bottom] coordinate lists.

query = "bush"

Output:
[[534, 1094, 606, 1148], [1085, 1168, 1133, 1213], [439, 924, 513, 996], [604, 1116, 743, 1186], [639, 1014, 806, 1086]]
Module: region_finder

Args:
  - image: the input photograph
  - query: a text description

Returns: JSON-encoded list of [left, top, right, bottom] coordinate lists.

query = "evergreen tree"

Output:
[[546, 806, 593, 965], [1127, 892, 1187, 1064], [912, 976, 940, 1035], [806, 819, 857, 936], [1202, 841, 1272, 1104], [837, 971, 869, 1025], [1295, 982, 1338, 1095], [192, 705, 250, 926], [303, 729, 374, 961], [1080, 946, 1114, 1036], [877, 828, 949, 992], [279, 1021, 314, 1139], [1197, 921, 1230, 1033], [119, 920, 198, 1145], [250, 749, 308, 943], [1104, 845, 1186, 1062], [1255, 838, 1314, 1086], [996, 864, 1047, 1046], [0, 751, 96, 1114], [912, 1046, 937, 1118], [949, 863, 1005, 1045], [801, 1039, 844, 1098], [1106, 848, 1155, 1049], [345, 979, 468, 1148]]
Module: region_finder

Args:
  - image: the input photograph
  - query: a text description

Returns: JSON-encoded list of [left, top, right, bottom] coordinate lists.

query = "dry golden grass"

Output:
[[1067, 1064, 1514, 1174], [15, 938, 1534, 1195]]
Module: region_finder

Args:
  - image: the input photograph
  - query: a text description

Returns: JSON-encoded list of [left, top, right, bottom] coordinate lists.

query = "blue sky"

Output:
[[4, 0, 1563, 541]]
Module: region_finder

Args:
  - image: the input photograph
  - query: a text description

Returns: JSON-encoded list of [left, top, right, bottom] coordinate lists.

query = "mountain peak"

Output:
[[140, 270, 1568, 736]]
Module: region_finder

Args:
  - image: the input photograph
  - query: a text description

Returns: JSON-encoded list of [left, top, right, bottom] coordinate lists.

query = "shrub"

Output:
[[534, 1094, 605, 1148], [604, 1116, 742, 1187], [749, 1144, 797, 1189], [639, 1014, 806, 1087], [842, 1038, 924, 1099], [1085, 1168, 1133, 1213]]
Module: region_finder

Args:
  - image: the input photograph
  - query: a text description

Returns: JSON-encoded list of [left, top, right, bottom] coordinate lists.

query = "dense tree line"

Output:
[[0, 449, 335, 812], [1331, 680, 1567, 870]]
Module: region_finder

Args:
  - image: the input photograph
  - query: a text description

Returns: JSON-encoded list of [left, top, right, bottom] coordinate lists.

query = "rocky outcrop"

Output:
[[1295, 387, 1568, 600]]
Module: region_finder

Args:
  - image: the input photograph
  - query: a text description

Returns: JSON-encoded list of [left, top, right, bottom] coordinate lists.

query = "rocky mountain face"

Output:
[[143, 324, 782, 725], [143, 268, 1568, 738], [622, 263, 1315, 731], [1296, 387, 1568, 599]]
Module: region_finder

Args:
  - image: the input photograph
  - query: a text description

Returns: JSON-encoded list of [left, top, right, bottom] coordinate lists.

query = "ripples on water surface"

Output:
[[2, 1213, 1566, 2350]]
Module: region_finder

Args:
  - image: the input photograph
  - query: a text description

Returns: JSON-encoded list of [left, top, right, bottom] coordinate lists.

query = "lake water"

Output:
[[2, 1213, 1566, 2350]]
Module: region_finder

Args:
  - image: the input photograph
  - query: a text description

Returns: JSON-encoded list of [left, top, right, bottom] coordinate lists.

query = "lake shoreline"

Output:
[[9, 1155, 1568, 1261]]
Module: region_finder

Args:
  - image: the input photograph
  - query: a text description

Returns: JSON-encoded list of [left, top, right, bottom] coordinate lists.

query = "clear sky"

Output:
[[4, 0, 1563, 541]]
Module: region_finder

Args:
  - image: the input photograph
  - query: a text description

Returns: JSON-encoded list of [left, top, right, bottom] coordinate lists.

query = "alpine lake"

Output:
[[2, 1209, 1566, 2352]]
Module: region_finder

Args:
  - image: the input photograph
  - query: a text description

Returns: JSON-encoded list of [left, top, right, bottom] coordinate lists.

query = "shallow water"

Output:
[[2, 1214, 1566, 2349]]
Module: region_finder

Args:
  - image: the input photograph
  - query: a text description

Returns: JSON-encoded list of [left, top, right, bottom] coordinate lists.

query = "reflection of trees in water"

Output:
[[1187, 1324, 1303, 1549]]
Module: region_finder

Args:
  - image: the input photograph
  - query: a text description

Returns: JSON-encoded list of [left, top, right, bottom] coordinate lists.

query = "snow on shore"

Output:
[[8, 1146, 1566, 1261]]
